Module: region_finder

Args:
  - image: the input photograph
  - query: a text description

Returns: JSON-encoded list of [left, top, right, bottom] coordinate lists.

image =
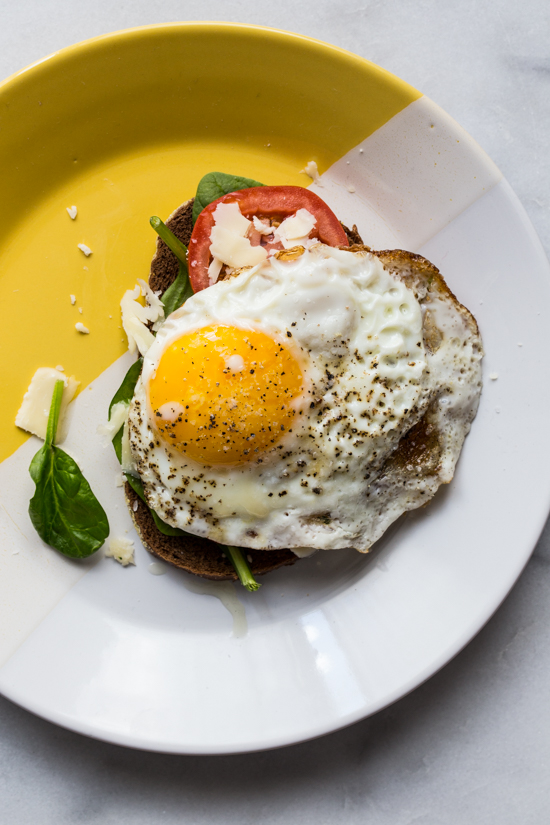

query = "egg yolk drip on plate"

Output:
[[148, 325, 304, 465]]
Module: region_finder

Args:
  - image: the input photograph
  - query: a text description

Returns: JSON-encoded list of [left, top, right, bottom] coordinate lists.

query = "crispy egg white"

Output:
[[127, 245, 481, 552]]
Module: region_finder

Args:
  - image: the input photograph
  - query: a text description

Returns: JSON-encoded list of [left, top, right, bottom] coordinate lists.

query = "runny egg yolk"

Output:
[[148, 324, 304, 466]]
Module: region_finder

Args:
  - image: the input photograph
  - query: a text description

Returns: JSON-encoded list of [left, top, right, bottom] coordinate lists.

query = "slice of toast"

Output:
[[128, 198, 481, 577]]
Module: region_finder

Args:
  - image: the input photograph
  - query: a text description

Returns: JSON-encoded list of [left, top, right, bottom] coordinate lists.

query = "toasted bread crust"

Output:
[[372, 249, 479, 339], [364, 247, 482, 535]]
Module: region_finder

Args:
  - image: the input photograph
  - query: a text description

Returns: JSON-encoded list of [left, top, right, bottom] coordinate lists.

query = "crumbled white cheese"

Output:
[[15, 367, 79, 443], [120, 419, 137, 475], [55, 365, 64, 372], [75, 322, 90, 334], [66, 206, 77, 220], [97, 398, 137, 473], [489, 372, 499, 380], [114, 472, 125, 488], [77, 243, 92, 256], [209, 202, 267, 269], [215, 201, 250, 235], [97, 401, 128, 438], [210, 226, 266, 268], [208, 256, 223, 286], [120, 281, 165, 356], [78, 307, 83, 314], [252, 216, 274, 235], [70, 294, 76, 305], [105, 536, 135, 566], [137, 278, 164, 321], [346, 184, 356, 193], [274, 208, 316, 249], [301, 160, 322, 185]]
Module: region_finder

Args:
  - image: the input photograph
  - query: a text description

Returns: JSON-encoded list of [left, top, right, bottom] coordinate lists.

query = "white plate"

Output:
[[1, 25, 549, 754]]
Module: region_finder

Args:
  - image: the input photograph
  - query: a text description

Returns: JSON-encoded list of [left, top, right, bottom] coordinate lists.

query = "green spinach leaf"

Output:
[[149, 217, 194, 317], [161, 261, 194, 318], [28, 380, 109, 558], [192, 172, 264, 223], [224, 546, 262, 592], [109, 358, 143, 416], [150, 216, 188, 265], [125, 473, 190, 537], [107, 360, 188, 537], [109, 358, 142, 463]]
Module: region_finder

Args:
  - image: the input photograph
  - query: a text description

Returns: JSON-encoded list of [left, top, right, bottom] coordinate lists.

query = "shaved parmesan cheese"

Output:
[[274, 208, 317, 248], [301, 160, 322, 185], [105, 536, 135, 566], [97, 401, 128, 438], [252, 216, 274, 235], [75, 322, 90, 333], [209, 202, 267, 269], [66, 206, 77, 220], [208, 256, 223, 286], [77, 243, 92, 256], [210, 227, 267, 268], [213, 201, 251, 235], [120, 418, 137, 475], [15, 367, 79, 443], [122, 313, 155, 356], [120, 281, 165, 356], [137, 279, 164, 322]]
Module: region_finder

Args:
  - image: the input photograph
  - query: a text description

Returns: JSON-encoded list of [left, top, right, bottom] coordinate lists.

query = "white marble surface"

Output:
[[1, 1, 549, 822]]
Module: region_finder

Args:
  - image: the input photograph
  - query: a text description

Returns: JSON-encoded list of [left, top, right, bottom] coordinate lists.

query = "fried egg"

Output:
[[127, 244, 482, 552]]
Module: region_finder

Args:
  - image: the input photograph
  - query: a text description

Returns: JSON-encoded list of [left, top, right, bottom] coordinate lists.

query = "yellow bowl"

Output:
[[0, 22, 419, 462]]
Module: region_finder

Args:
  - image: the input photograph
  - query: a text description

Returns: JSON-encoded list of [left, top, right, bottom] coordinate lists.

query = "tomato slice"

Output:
[[187, 185, 349, 292]]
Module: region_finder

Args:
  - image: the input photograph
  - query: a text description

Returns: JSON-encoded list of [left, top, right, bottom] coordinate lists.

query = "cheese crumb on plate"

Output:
[[15, 367, 79, 442], [300, 160, 322, 185], [105, 537, 135, 566]]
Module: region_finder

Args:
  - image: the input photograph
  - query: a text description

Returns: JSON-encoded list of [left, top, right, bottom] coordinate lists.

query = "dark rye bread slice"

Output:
[[131, 198, 365, 580], [132, 198, 478, 577]]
